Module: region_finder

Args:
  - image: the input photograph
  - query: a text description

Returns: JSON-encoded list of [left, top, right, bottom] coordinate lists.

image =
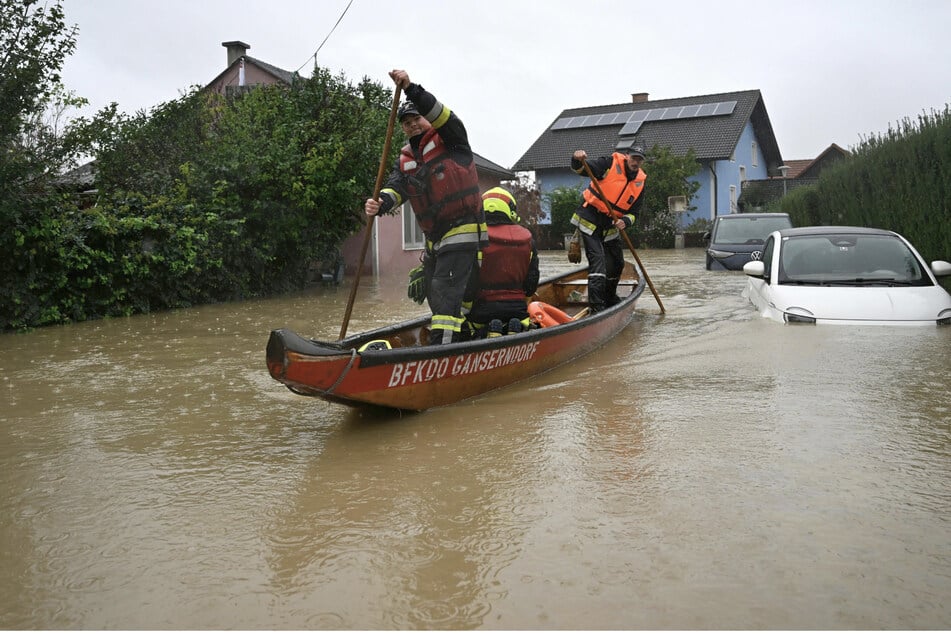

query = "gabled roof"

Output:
[[781, 159, 813, 179], [244, 55, 298, 85], [512, 89, 783, 172], [788, 143, 849, 179], [474, 152, 516, 180], [204, 55, 300, 91]]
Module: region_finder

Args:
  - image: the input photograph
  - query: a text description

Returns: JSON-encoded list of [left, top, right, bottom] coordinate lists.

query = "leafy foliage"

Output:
[[543, 184, 584, 237], [633, 145, 701, 246], [2, 41, 396, 329], [779, 105, 951, 264]]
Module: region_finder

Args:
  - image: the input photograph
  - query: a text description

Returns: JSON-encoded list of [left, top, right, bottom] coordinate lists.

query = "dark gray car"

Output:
[[704, 213, 793, 270]]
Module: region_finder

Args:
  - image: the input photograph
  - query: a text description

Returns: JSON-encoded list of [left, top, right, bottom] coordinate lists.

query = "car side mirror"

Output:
[[702, 231, 710, 243], [931, 260, 951, 277], [743, 261, 766, 278]]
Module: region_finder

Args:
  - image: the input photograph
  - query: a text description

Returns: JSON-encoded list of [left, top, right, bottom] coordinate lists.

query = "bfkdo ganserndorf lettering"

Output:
[[387, 341, 540, 387]]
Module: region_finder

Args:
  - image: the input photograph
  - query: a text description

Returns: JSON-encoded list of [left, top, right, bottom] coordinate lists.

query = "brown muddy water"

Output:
[[1, 248, 949, 629]]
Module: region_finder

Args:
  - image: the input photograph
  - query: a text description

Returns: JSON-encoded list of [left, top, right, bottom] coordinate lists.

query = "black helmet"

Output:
[[397, 101, 420, 121]]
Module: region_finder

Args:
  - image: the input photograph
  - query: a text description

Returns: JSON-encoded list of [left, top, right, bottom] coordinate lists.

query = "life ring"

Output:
[[528, 301, 572, 328]]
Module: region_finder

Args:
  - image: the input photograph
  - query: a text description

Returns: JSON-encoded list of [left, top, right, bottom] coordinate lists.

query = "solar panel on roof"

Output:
[[616, 138, 636, 150], [618, 120, 643, 136], [549, 100, 738, 132], [714, 100, 737, 115]]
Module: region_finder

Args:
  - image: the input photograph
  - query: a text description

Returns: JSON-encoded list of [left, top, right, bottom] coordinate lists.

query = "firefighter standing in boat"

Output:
[[365, 69, 486, 345], [570, 145, 647, 313]]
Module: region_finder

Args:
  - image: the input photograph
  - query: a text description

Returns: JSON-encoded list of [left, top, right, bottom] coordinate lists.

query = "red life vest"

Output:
[[582, 152, 646, 218], [398, 128, 481, 236], [476, 223, 533, 304]]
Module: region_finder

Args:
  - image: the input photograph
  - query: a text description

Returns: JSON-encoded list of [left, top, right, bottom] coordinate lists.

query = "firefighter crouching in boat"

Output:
[[365, 70, 487, 345], [464, 187, 540, 338], [570, 145, 647, 313]]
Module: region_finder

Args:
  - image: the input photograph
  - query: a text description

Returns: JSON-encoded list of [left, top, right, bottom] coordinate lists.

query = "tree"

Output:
[[635, 145, 701, 247], [544, 184, 584, 237], [87, 66, 395, 299], [0, 0, 79, 192]]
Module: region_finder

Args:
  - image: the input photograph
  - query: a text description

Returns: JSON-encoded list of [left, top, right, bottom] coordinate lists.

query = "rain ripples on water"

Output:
[[1, 249, 949, 629]]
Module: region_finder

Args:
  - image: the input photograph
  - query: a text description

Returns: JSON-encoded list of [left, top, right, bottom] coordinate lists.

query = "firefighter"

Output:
[[365, 70, 487, 344], [570, 145, 647, 312], [465, 187, 539, 338]]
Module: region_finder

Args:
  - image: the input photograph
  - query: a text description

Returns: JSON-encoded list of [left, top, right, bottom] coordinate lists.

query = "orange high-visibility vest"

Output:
[[582, 152, 646, 218]]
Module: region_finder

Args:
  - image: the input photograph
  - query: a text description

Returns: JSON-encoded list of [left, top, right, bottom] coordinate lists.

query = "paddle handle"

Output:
[[339, 85, 402, 340], [580, 157, 666, 313]]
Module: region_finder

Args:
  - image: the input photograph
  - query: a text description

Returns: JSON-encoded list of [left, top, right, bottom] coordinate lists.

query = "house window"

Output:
[[402, 203, 425, 249], [751, 142, 759, 167], [730, 148, 736, 162], [729, 185, 737, 213], [739, 166, 746, 183]]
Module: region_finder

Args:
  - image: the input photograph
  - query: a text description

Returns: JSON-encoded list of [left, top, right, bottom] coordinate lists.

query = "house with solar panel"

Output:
[[512, 90, 785, 229]]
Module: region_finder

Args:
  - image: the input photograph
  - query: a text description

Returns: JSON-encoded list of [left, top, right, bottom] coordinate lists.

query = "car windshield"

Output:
[[779, 233, 930, 285], [712, 216, 792, 244]]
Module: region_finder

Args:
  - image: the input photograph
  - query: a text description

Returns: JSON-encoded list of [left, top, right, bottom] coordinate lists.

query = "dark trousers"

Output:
[[581, 229, 624, 311], [427, 247, 479, 344]]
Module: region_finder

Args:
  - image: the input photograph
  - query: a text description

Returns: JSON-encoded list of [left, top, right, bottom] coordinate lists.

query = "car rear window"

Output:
[[713, 216, 792, 243]]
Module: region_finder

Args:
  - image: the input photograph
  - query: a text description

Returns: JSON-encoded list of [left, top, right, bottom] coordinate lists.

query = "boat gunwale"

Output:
[[273, 264, 646, 368]]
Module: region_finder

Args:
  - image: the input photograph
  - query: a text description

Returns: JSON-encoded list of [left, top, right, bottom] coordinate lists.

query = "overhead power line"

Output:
[[295, 0, 356, 73]]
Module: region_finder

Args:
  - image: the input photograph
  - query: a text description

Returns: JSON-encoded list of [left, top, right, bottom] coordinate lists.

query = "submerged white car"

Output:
[[742, 226, 951, 325]]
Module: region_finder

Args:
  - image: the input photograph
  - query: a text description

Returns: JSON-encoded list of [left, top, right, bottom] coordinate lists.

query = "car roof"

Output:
[[716, 213, 790, 220], [776, 225, 896, 238]]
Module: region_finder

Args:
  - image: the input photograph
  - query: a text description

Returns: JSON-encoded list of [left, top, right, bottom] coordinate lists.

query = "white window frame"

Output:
[[401, 202, 425, 249], [729, 185, 737, 213], [751, 142, 759, 168], [739, 165, 747, 183]]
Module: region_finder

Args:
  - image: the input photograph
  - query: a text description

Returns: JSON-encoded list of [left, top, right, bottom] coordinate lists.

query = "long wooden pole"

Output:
[[580, 157, 666, 313], [339, 86, 402, 340]]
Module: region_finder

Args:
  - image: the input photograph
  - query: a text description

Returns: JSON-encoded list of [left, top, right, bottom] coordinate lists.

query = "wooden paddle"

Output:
[[338, 85, 402, 340], [580, 156, 666, 313]]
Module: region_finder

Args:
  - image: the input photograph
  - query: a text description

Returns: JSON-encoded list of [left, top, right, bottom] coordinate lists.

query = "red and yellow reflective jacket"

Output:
[[476, 223, 534, 304], [398, 128, 481, 237]]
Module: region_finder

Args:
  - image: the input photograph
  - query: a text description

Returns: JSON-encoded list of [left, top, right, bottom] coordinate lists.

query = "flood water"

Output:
[[1, 248, 949, 629]]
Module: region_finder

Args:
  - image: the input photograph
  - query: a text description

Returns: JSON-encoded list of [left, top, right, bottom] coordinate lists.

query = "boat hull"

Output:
[[266, 263, 645, 411]]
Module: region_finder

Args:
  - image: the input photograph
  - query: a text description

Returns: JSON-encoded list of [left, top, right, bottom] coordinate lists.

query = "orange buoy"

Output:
[[528, 301, 573, 327]]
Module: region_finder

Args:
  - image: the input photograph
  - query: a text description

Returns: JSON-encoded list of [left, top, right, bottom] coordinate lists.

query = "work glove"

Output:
[[567, 228, 582, 263], [407, 264, 427, 304]]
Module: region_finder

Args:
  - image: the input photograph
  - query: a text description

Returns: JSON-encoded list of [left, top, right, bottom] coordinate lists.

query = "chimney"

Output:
[[222, 40, 250, 66], [631, 92, 649, 104]]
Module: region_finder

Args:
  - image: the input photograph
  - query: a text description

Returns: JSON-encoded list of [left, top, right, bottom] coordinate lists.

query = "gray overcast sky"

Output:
[[61, 0, 951, 169]]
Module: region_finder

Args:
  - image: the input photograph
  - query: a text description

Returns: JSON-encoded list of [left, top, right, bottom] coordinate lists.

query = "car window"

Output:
[[712, 216, 792, 244], [780, 234, 930, 285], [761, 235, 776, 278]]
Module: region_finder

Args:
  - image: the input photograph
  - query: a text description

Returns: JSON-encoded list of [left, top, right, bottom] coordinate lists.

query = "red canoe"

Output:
[[266, 261, 645, 411]]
